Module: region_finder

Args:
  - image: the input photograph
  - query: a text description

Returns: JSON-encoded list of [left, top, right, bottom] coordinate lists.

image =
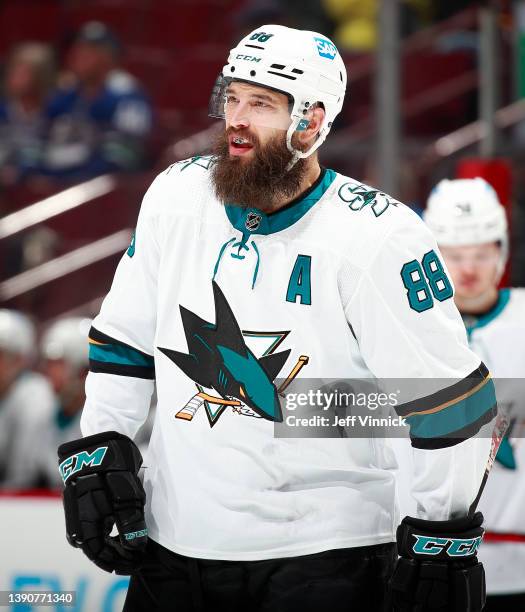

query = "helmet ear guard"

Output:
[[285, 105, 327, 169]]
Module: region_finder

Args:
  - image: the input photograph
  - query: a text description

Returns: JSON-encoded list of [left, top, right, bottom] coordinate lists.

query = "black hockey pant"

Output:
[[123, 539, 396, 612]]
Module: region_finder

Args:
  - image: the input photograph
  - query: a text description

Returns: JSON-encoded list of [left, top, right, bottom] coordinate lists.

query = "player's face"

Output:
[[223, 82, 292, 159], [43, 358, 87, 412], [211, 83, 309, 210], [439, 242, 500, 299], [43, 358, 69, 393]]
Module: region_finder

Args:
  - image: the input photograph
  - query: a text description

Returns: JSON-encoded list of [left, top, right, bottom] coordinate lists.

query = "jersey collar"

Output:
[[224, 168, 336, 235], [464, 288, 511, 337]]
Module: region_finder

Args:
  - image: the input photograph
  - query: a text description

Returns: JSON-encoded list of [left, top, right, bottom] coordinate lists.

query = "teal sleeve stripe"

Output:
[[406, 377, 496, 439], [89, 343, 155, 368]]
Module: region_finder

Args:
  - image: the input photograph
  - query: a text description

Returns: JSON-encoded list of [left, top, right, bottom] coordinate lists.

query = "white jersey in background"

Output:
[[81, 159, 495, 561], [0, 371, 55, 488], [466, 288, 525, 595], [37, 405, 82, 489]]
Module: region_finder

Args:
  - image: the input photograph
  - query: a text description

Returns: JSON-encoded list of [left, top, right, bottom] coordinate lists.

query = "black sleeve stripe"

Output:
[[395, 362, 489, 418], [410, 403, 497, 450], [89, 326, 154, 359], [89, 360, 155, 380]]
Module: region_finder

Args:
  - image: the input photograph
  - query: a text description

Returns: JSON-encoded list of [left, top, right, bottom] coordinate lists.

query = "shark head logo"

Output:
[[158, 282, 290, 422]]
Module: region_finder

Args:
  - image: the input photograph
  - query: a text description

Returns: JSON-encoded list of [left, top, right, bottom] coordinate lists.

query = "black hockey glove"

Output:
[[57, 431, 148, 575], [388, 512, 485, 611]]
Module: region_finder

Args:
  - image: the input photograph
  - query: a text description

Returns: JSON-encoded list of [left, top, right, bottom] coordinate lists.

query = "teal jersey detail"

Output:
[[89, 342, 154, 368], [55, 404, 77, 430], [286, 255, 312, 305], [422, 251, 453, 302], [401, 259, 433, 312], [177, 155, 214, 172], [406, 376, 496, 439], [224, 168, 337, 236], [401, 250, 453, 312], [465, 288, 511, 339], [495, 435, 516, 470], [337, 181, 399, 217]]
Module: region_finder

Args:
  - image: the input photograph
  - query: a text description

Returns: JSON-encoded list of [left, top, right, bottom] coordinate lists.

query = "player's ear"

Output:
[[297, 103, 325, 148]]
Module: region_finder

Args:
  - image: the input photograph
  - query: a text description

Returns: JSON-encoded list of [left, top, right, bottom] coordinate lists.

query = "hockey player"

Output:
[[36, 317, 90, 488], [58, 26, 497, 611], [0, 309, 55, 488], [424, 178, 525, 611], [39, 316, 155, 487]]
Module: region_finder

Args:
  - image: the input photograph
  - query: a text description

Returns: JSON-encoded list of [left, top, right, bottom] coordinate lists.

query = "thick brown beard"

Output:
[[210, 127, 308, 212]]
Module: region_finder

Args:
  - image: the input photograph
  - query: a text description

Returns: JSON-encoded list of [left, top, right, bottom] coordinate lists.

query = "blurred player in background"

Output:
[[37, 315, 155, 487], [44, 21, 152, 180], [36, 317, 90, 488], [0, 309, 55, 488], [424, 177, 525, 611]]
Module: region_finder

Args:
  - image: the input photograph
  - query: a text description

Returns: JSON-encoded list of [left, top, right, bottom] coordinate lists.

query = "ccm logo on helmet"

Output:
[[236, 54, 261, 63], [314, 37, 337, 60], [412, 535, 483, 557]]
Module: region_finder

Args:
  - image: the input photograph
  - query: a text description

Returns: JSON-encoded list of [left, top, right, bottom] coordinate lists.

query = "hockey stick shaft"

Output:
[[468, 411, 509, 517]]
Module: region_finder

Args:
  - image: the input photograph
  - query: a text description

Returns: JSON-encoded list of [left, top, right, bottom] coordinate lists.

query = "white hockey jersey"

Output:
[[81, 158, 495, 560], [467, 288, 525, 594], [0, 371, 55, 488]]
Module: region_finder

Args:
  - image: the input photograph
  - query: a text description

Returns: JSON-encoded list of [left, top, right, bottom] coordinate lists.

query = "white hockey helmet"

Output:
[[41, 317, 91, 369], [209, 24, 347, 164], [0, 309, 35, 357], [424, 178, 508, 277]]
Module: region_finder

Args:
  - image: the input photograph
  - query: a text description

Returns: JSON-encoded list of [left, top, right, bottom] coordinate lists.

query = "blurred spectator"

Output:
[[0, 43, 56, 186], [44, 21, 152, 181], [36, 317, 91, 488], [0, 309, 55, 488]]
